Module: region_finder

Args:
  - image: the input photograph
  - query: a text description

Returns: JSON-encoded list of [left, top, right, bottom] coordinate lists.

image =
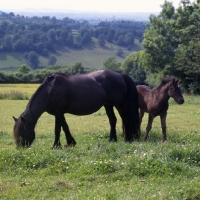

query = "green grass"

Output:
[[0, 39, 142, 71], [0, 84, 39, 99], [0, 89, 199, 199]]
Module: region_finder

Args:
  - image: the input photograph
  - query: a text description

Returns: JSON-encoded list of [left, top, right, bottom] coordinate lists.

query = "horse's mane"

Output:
[[26, 73, 69, 110]]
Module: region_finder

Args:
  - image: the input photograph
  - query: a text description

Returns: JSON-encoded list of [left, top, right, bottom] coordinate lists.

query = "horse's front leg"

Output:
[[160, 112, 167, 142], [143, 114, 154, 141], [61, 115, 76, 147], [52, 114, 62, 149]]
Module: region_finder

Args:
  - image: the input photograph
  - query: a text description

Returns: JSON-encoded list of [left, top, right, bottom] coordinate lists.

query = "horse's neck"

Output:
[[26, 95, 47, 124]]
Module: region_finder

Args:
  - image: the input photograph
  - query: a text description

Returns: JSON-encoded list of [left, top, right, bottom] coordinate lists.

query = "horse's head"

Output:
[[168, 78, 184, 104], [13, 116, 35, 148]]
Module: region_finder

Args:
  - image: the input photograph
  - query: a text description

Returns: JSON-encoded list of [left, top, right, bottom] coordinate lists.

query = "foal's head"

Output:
[[13, 116, 35, 148], [166, 77, 184, 104]]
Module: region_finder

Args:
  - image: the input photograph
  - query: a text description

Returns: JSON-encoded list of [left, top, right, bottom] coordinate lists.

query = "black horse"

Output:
[[13, 70, 140, 148]]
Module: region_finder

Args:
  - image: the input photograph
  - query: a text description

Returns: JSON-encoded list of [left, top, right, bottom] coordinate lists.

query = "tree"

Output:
[[3, 36, 12, 51], [48, 55, 57, 65], [103, 57, 121, 71], [27, 51, 40, 69], [98, 34, 105, 47], [116, 48, 124, 57], [106, 32, 113, 42], [117, 35, 125, 46], [18, 64, 31, 74], [68, 62, 85, 74], [121, 51, 146, 83], [14, 39, 27, 51], [142, 0, 200, 93], [47, 29, 56, 42], [124, 32, 134, 46]]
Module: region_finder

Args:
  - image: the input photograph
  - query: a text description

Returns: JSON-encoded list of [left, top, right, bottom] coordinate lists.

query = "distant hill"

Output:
[[0, 38, 143, 72], [0, 10, 144, 72]]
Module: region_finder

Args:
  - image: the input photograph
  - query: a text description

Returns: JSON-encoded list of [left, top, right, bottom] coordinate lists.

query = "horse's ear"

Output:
[[20, 117, 26, 124], [13, 116, 18, 122]]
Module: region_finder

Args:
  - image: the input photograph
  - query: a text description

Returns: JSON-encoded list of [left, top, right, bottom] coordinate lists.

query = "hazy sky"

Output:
[[1, 0, 188, 13]]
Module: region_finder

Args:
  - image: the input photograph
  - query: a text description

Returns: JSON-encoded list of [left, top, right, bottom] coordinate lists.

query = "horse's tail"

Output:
[[121, 73, 140, 141]]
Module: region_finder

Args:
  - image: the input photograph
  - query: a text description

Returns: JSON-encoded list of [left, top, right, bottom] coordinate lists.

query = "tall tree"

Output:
[[103, 57, 121, 71], [142, 0, 200, 93]]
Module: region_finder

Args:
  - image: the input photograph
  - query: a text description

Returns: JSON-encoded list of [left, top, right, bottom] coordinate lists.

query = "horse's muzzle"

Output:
[[178, 98, 184, 104]]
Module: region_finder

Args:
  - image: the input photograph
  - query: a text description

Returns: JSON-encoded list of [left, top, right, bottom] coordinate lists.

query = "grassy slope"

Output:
[[0, 84, 199, 199], [0, 38, 143, 71]]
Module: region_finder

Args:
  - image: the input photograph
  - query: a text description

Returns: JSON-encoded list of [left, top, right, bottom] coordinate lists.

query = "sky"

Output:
[[1, 0, 188, 13]]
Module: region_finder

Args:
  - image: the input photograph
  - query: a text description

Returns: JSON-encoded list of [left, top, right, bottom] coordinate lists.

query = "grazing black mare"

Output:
[[13, 70, 140, 148], [137, 77, 184, 142]]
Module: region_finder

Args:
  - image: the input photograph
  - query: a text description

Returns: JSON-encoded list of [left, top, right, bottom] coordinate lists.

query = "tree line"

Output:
[[0, 12, 145, 59]]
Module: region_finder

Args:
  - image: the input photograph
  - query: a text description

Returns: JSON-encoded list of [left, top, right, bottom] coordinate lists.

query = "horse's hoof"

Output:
[[64, 143, 76, 147], [50, 145, 62, 150]]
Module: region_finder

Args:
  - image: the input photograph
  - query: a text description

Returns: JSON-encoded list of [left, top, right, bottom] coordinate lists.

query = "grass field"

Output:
[[0, 84, 200, 199]]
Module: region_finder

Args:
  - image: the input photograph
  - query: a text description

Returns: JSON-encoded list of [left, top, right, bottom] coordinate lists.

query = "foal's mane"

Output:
[[157, 76, 176, 88]]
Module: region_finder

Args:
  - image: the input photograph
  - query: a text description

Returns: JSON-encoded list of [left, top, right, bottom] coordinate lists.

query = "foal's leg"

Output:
[[61, 115, 76, 146], [104, 105, 117, 141], [160, 112, 167, 142], [139, 110, 144, 125], [143, 114, 154, 141]]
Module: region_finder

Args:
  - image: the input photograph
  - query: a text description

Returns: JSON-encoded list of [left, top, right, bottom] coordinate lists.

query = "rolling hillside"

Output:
[[0, 38, 142, 72]]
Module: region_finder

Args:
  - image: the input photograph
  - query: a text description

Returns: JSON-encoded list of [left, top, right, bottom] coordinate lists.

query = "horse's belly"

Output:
[[66, 102, 103, 115]]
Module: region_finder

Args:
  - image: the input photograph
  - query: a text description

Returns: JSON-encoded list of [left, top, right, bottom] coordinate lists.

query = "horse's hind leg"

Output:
[[104, 105, 117, 141], [143, 114, 154, 141], [116, 106, 132, 142], [61, 115, 76, 146], [160, 112, 167, 142]]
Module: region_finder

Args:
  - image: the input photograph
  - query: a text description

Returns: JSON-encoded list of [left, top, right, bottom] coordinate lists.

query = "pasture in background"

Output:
[[0, 84, 200, 199]]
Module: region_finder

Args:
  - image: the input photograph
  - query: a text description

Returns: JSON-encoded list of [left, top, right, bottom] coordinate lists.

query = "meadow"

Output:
[[0, 84, 200, 199]]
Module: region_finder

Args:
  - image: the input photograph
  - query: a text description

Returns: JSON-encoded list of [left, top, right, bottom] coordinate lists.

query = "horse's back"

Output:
[[45, 70, 127, 115]]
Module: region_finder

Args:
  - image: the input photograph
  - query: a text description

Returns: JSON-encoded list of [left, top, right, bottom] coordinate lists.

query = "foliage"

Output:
[[103, 56, 121, 71], [26, 51, 40, 69], [121, 51, 146, 83], [0, 64, 89, 83], [68, 62, 85, 74], [142, 0, 200, 93], [18, 64, 31, 74], [116, 47, 124, 57], [0, 12, 145, 57], [48, 55, 57, 65]]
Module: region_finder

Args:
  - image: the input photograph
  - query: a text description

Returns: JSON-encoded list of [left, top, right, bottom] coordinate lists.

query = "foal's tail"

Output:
[[121, 73, 140, 141]]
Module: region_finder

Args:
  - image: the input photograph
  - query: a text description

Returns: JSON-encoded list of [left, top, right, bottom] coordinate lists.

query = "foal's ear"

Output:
[[13, 116, 18, 122], [173, 78, 179, 84]]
